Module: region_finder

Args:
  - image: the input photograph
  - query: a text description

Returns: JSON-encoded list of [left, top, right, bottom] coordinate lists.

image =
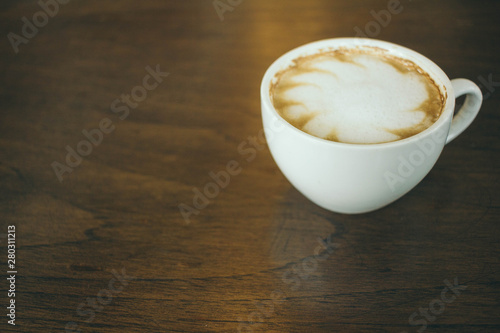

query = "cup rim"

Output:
[[261, 37, 455, 149]]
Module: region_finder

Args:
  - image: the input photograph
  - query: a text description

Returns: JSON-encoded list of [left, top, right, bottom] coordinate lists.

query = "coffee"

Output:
[[270, 48, 445, 144]]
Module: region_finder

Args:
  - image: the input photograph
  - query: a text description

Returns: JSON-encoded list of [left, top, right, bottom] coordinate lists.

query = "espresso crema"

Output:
[[270, 48, 445, 144]]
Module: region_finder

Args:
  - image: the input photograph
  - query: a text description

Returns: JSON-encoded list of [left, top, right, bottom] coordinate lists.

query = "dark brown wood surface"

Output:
[[1, 0, 499, 332]]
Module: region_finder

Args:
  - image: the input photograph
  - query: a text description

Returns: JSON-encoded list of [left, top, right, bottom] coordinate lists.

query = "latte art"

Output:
[[270, 49, 445, 144]]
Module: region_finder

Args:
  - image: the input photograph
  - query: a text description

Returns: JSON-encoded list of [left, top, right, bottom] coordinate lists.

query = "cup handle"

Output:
[[446, 79, 483, 144]]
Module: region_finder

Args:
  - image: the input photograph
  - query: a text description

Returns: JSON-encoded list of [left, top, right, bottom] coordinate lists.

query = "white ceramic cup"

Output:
[[261, 38, 482, 214]]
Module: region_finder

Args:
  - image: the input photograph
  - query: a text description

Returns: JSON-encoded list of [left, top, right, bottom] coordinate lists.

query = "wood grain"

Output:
[[0, 0, 499, 332]]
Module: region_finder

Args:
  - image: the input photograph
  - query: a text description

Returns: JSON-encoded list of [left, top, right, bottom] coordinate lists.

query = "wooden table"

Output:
[[1, 0, 499, 332]]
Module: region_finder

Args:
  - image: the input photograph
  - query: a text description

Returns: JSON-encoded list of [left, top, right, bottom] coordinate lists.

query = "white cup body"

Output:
[[261, 38, 461, 214]]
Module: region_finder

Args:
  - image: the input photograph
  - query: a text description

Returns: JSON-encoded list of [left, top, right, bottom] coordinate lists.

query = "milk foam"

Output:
[[271, 51, 444, 144]]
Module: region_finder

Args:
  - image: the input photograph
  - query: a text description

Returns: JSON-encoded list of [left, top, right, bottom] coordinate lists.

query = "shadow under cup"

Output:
[[261, 38, 482, 214]]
